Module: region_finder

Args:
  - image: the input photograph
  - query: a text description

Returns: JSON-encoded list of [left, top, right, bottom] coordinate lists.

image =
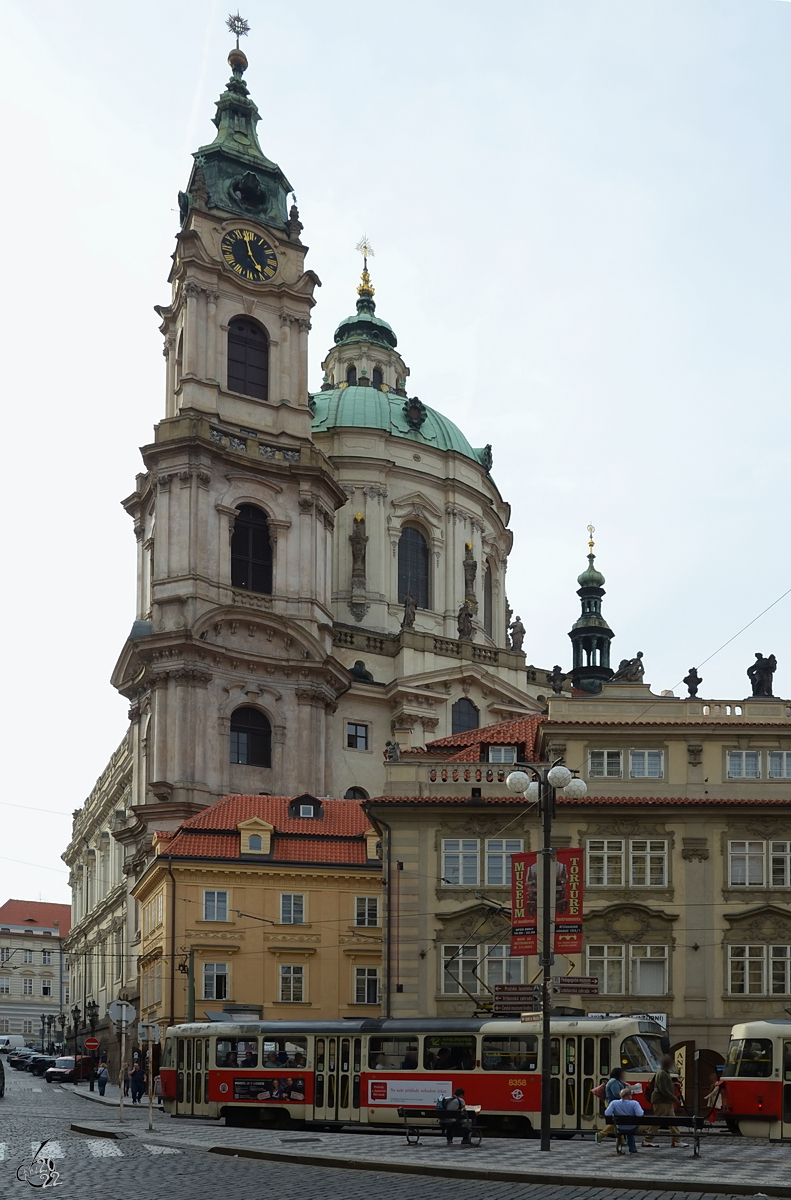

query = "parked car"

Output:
[[28, 1056, 57, 1076], [9, 1050, 38, 1070], [44, 1056, 94, 1084], [0, 1054, 5, 1098]]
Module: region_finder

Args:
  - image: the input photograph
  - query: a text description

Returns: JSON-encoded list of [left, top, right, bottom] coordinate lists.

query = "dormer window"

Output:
[[248, 834, 262, 851], [299, 805, 314, 818], [288, 793, 323, 819]]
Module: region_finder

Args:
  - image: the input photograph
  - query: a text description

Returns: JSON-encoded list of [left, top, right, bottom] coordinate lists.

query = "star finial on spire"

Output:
[[226, 12, 250, 49], [355, 235, 375, 300], [587, 523, 596, 553]]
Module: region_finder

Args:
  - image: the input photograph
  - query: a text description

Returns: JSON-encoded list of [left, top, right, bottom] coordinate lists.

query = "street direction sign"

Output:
[[107, 1000, 136, 1025], [138, 1023, 160, 1044], [492, 985, 542, 1013], [551, 976, 598, 987], [83, 1037, 99, 1051], [552, 981, 599, 996]]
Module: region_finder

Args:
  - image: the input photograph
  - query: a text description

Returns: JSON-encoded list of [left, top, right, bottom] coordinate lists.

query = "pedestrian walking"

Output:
[[129, 1062, 146, 1105], [122, 1061, 130, 1097], [642, 1055, 689, 1149], [604, 1087, 643, 1155], [595, 1067, 627, 1143], [96, 1063, 110, 1097], [440, 1088, 474, 1146]]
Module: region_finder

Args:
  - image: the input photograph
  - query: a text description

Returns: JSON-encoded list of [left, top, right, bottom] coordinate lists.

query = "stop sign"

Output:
[[84, 1037, 99, 1051]]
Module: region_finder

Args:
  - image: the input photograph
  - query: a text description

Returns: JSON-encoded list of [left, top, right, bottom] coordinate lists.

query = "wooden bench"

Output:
[[612, 1112, 726, 1157], [396, 1105, 483, 1147]]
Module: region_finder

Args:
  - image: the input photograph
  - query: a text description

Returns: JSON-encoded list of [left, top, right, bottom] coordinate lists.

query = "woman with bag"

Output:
[[95, 1063, 110, 1097], [594, 1067, 627, 1144]]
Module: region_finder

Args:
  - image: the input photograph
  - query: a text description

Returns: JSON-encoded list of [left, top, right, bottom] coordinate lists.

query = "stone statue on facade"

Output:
[[509, 616, 526, 652], [547, 664, 565, 695], [401, 591, 417, 629], [463, 543, 478, 613], [683, 667, 702, 698], [348, 660, 374, 682], [747, 652, 777, 697], [611, 651, 645, 682], [349, 515, 368, 590], [457, 601, 474, 640], [383, 740, 401, 762]]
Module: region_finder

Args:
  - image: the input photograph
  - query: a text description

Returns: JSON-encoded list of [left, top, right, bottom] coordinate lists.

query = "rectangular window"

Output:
[[588, 750, 623, 778], [280, 894, 305, 925], [142, 969, 149, 1009], [202, 962, 228, 1000], [770, 842, 791, 887], [630, 839, 668, 887], [41, 979, 52, 997], [485, 839, 523, 886], [0, 977, 9, 994], [485, 943, 524, 986], [155, 961, 162, 1003], [630, 945, 668, 995], [488, 746, 517, 764], [23, 949, 33, 964], [727, 751, 761, 779], [587, 944, 624, 994], [355, 897, 379, 927], [442, 839, 479, 886], [769, 752, 791, 779], [729, 945, 766, 995], [157, 893, 163, 925], [23, 1020, 33, 1034], [203, 890, 228, 921], [355, 966, 380, 1004], [368, 1036, 418, 1070], [442, 944, 479, 994], [0, 1019, 8, 1033], [0, 948, 9, 963], [23, 977, 33, 995], [279, 964, 304, 1002], [587, 839, 624, 886], [729, 841, 765, 886], [771, 946, 791, 994], [346, 722, 369, 750], [482, 1035, 538, 1071], [629, 750, 664, 779], [41, 951, 52, 966]]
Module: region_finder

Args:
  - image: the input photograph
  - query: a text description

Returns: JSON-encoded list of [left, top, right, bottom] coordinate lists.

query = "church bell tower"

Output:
[[112, 24, 347, 836]]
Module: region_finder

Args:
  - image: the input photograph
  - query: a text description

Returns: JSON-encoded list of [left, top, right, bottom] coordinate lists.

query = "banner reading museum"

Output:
[[510, 851, 537, 955]]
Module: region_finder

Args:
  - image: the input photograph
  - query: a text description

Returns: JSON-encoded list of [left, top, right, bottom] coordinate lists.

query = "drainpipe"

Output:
[[365, 807, 391, 1017], [166, 857, 176, 1026]]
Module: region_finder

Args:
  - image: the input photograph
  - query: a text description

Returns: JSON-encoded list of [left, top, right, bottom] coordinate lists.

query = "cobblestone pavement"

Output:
[[0, 1065, 771, 1200]]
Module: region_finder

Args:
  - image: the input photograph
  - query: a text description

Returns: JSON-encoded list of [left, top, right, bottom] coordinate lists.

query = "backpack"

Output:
[[643, 1075, 655, 1105], [435, 1095, 448, 1114]]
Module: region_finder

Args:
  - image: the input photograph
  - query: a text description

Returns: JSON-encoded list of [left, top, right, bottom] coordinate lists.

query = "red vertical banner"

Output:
[[510, 851, 538, 956], [554, 848, 584, 954]]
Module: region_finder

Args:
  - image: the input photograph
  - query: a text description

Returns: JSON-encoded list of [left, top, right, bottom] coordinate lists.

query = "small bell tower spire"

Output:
[[568, 525, 615, 694]]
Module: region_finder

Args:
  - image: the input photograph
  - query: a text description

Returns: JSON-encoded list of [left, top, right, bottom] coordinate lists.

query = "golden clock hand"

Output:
[[246, 244, 263, 271]]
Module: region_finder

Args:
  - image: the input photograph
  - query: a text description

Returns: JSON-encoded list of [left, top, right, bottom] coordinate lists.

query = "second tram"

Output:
[[720, 1019, 791, 1139]]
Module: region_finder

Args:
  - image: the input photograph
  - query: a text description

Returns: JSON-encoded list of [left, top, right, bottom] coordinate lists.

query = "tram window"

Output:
[[723, 1038, 773, 1078], [353, 1038, 362, 1073], [784, 1042, 791, 1082], [599, 1039, 611, 1076], [369, 1037, 419, 1070], [162, 1038, 173, 1068], [215, 1038, 259, 1067], [620, 1036, 663, 1072], [550, 1038, 560, 1076], [177, 1039, 185, 1072], [261, 1037, 308, 1068], [481, 1035, 537, 1071], [341, 1038, 350, 1072], [195, 1041, 202, 1071], [316, 1038, 325, 1073], [583, 1038, 595, 1076], [423, 1035, 477, 1071]]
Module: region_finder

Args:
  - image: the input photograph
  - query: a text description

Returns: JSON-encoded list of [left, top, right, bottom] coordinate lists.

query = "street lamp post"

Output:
[[57, 1012, 67, 1053], [39, 1013, 46, 1053], [86, 1000, 99, 1092], [71, 1005, 81, 1058], [46, 1015, 55, 1054], [507, 762, 588, 1152]]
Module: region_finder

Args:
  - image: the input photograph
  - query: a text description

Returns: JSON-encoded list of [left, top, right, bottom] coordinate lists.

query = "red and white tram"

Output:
[[720, 1020, 791, 1139], [159, 1015, 666, 1134]]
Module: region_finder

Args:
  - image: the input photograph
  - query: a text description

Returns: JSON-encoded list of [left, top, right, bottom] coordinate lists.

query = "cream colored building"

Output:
[[0, 900, 70, 1046]]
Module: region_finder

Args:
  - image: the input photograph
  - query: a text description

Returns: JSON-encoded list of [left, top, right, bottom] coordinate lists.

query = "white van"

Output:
[[0, 1036, 26, 1052]]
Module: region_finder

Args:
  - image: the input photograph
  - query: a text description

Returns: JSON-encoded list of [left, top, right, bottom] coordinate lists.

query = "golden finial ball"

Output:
[[228, 47, 248, 73]]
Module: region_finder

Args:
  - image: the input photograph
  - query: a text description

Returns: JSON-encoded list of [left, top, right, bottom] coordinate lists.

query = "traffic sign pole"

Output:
[[119, 1022, 125, 1124]]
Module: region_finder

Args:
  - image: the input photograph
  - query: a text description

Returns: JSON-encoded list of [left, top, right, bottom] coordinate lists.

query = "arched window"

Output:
[[248, 834, 263, 851], [398, 526, 430, 609], [230, 708, 272, 767], [346, 364, 358, 386], [483, 563, 493, 638], [344, 787, 369, 800], [228, 318, 269, 400], [452, 698, 479, 735], [231, 505, 272, 593], [372, 367, 383, 389]]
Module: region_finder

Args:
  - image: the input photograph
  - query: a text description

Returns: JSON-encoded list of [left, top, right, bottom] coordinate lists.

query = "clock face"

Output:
[[220, 229, 278, 283]]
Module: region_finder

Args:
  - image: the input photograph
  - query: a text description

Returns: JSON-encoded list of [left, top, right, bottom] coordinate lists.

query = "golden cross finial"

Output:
[[227, 12, 250, 48], [356, 235, 375, 271], [587, 524, 595, 552]]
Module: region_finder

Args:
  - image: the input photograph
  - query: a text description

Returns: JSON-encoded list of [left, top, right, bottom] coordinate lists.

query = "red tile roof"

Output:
[[426, 716, 545, 762], [368, 794, 791, 808], [0, 900, 71, 934], [183, 795, 371, 836]]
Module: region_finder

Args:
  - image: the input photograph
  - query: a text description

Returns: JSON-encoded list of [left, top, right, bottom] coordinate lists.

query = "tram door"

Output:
[[555, 1035, 604, 1130], [782, 1041, 791, 1139], [312, 1036, 361, 1124], [176, 1036, 212, 1117]]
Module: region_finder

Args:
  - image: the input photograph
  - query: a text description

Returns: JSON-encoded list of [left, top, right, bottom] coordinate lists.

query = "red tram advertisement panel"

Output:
[[160, 1015, 666, 1135], [719, 1020, 791, 1139]]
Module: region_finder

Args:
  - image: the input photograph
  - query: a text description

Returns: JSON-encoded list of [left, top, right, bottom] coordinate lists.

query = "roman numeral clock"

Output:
[[221, 228, 278, 282]]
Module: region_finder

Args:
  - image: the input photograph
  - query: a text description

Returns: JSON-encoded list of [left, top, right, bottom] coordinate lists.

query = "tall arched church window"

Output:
[[372, 368, 383, 389], [228, 318, 269, 400], [231, 505, 273, 594], [452, 698, 479, 735], [483, 563, 493, 637], [346, 364, 358, 386], [398, 526, 430, 609], [230, 707, 272, 767]]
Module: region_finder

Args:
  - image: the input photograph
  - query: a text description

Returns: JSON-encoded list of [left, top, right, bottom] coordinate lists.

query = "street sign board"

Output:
[[83, 1037, 99, 1051], [520, 1009, 542, 1021], [138, 1023, 160, 1044], [552, 983, 599, 995], [493, 985, 541, 1000], [551, 977, 598, 988], [107, 1000, 136, 1025]]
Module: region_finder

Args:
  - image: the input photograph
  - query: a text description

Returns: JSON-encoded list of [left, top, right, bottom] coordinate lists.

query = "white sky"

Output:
[[2, 0, 790, 904]]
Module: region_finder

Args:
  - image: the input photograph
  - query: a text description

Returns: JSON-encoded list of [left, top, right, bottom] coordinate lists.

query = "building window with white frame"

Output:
[[587, 839, 624, 886], [355, 966, 380, 1003], [485, 944, 524, 986], [629, 750, 664, 779], [23, 1020, 33, 1034], [0, 977, 9, 994], [202, 962, 228, 1000], [280, 964, 304, 1002], [442, 945, 479, 994], [280, 894, 305, 924], [769, 752, 791, 779], [588, 750, 622, 778], [488, 746, 517, 764], [630, 945, 668, 995], [41, 979, 52, 997], [729, 841, 766, 886], [727, 751, 761, 779], [346, 722, 369, 751], [355, 897, 379, 927], [42, 950, 52, 966], [771, 842, 791, 887], [203, 890, 228, 921], [728, 945, 791, 996], [485, 839, 523, 886], [0, 1019, 8, 1033], [630, 840, 668, 886], [442, 839, 479, 886], [0, 948, 10, 963], [23, 977, 33, 995], [23, 949, 33, 964], [587, 944, 625, 994]]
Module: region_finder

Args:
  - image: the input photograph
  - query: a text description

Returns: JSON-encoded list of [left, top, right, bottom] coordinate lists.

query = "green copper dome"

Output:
[[310, 386, 492, 469], [577, 553, 605, 589]]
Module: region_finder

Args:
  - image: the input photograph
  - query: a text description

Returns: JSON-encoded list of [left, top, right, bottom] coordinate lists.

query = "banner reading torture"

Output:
[[553, 847, 584, 954]]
